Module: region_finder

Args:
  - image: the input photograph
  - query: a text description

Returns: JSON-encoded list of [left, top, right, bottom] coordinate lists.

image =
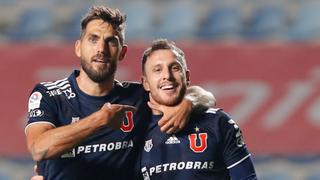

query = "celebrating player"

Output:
[[139, 39, 257, 179], [26, 6, 215, 180]]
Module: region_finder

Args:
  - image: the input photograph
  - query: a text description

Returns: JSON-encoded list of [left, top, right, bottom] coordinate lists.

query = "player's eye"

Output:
[[88, 35, 98, 43], [105, 36, 120, 47], [171, 65, 181, 72], [152, 66, 161, 73]]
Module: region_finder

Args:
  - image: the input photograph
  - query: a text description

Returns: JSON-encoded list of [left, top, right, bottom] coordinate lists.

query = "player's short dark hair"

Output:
[[142, 38, 187, 75], [80, 5, 126, 45]]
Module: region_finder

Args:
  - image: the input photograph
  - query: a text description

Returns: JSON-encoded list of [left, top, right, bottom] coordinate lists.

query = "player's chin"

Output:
[[160, 95, 182, 106]]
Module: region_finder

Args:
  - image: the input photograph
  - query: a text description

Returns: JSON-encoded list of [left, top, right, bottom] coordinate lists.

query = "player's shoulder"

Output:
[[201, 108, 230, 119], [116, 80, 142, 87], [30, 75, 73, 99], [192, 108, 232, 127], [37, 77, 70, 90], [204, 108, 244, 134], [115, 80, 144, 92], [113, 80, 147, 103]]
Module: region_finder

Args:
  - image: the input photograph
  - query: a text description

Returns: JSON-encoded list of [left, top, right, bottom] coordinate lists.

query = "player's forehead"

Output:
[[84, 19, 118, 38], [147, 49, 182, 66], [148, 49, 176, 61]]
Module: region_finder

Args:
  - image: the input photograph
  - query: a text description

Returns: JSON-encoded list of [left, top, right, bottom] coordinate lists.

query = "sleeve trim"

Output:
[[24, 121, 56, 135], [227, 154, 251, 169]]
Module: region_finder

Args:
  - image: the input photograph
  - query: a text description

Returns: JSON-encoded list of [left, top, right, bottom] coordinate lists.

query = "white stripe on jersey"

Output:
[[41, 77, 68, 86], [205, 108, 220, 114], [46, 82, 70, 90], [58, 83, 71, 90], [53, 80, 69, 87], [227, 154, 251, 169], [41, 78, 70, 90], [24, 121, 56, 135]]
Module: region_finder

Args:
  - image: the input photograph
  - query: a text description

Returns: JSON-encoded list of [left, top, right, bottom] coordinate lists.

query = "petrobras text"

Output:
[[141, 161, 214, 179], [61, 140, 134, 158]]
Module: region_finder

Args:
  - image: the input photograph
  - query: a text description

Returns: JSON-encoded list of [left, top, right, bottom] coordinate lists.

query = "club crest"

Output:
[[144, 139, 153, 152], [188, 133, 208, 153], [120, 111, 134, 132]]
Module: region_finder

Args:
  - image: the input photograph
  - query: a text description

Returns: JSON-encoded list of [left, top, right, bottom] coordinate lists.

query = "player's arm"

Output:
[[26, 103, 136, 161], [219, 110, 257, 179], [185, 85, 216, 111], [148, 85, 215, 133], [229, 156, 257, 180]]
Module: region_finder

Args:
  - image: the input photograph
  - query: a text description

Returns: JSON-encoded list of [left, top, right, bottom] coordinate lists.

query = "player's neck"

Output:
[[149, 96, 163, 115], [76, 71, 114, 96]]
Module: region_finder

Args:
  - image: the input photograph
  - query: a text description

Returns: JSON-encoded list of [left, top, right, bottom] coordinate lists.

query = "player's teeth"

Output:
[[161, 85, 173, 90]]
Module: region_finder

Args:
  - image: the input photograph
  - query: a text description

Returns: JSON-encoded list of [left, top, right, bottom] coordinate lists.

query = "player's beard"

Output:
[[80, 57, 117, 83]]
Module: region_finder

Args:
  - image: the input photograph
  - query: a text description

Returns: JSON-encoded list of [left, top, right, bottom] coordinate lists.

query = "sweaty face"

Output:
[[143, 49, 190, 106], [75, 19, 124, 83]]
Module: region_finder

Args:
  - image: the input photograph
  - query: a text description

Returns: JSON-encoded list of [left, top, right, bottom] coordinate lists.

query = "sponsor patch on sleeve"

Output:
[[28, 91, 42, 112]]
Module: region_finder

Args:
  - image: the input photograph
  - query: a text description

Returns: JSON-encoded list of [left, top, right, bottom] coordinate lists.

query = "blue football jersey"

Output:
[[140, 108, 251, 180], [26, 70, 150, 180]]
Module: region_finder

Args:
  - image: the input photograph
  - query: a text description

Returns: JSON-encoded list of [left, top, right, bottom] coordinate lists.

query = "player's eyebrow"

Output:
[[87, 33, 99, 38], [104, 35, 119, 41]]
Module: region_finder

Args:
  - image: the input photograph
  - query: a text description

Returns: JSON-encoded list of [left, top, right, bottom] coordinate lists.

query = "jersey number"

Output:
[[120, 111, 134, 132], [188, 133, 208, 153]]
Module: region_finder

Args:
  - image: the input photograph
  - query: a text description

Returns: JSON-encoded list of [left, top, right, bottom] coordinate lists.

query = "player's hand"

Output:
[[99, 103, 137, 129], [148, 99, 192, 134]]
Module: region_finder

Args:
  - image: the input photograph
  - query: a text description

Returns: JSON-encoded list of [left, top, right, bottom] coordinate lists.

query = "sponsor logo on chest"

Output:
[[165, 134, 181, 144]]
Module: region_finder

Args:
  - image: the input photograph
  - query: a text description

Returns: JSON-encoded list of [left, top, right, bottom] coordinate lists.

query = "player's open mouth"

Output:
[[93, 59, 109, 63], [160, 84, 177, 90]]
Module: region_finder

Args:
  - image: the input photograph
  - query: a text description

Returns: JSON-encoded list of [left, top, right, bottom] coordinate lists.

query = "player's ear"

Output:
[[141, 76, 150, 91], [186, 69, 191, 86], [75, 40, 81, 58], [119, 45, 127, 61]]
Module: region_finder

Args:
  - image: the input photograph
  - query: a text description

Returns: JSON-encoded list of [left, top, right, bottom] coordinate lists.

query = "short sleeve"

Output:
[[26, 84, 58, 129], [218, 111, 251, 169]]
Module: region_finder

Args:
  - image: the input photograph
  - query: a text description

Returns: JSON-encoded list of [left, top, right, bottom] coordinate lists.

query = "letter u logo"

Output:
[[188, 133, 208, 153], [120, 111, 134, 132]]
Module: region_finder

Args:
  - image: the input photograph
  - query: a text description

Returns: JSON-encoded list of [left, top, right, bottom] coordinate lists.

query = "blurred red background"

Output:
[[1, 42, 319, 157]]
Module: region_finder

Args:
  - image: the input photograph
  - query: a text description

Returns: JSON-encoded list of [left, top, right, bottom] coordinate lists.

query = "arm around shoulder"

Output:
[[185, 85, 216, 111]]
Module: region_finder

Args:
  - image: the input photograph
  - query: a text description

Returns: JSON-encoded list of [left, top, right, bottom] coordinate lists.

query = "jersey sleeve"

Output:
[[218, 110, 251, 169], [26, 84, 58, 131], [229, 156, 257, 180]]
